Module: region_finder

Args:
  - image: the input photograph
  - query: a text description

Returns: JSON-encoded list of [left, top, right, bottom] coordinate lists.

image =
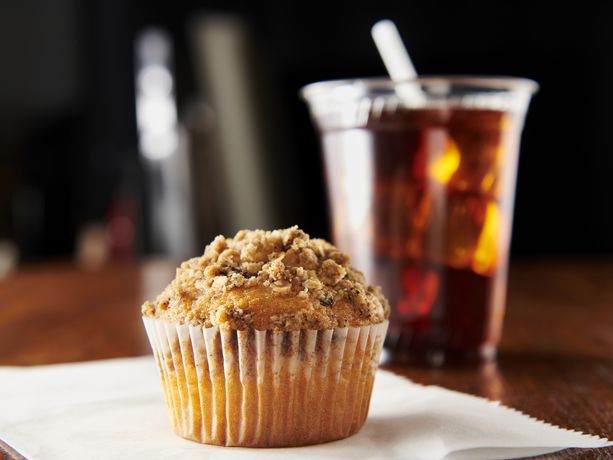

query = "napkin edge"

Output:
[[418, 380, 612, 447]]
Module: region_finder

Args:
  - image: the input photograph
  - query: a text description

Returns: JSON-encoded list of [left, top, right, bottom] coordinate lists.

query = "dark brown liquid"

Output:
[[321, 107, 519, 365]]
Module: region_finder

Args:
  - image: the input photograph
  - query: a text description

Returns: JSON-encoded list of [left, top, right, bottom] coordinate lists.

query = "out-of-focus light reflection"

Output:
[[0, 241, 18, 278], [139, 129, 178, 161], [76, 223, 108, 269], [138, 65, 173, 95], [135, 31, 178, 161], [137, 83, 177, 127], [134, 28, 197, 258]]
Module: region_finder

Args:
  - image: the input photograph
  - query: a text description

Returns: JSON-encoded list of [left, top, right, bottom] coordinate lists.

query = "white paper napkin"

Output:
[[0, 357, 609, 460]]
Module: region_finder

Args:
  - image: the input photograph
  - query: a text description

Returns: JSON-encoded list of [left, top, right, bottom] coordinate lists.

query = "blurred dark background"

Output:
[[1, 0, 612, 270]]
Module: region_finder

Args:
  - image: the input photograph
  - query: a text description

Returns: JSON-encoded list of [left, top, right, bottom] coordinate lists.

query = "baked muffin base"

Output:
[[143, 318, 388, 447]]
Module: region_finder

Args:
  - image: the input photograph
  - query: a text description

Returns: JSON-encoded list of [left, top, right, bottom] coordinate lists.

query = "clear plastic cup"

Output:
[[302, 76, 537, 365]]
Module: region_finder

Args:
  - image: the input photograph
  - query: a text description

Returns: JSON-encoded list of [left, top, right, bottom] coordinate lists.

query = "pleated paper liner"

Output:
[[142, 317, 388, 447]]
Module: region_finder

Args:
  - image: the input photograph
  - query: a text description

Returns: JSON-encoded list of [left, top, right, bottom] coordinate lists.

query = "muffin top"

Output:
[[142, 226, 389, 331]]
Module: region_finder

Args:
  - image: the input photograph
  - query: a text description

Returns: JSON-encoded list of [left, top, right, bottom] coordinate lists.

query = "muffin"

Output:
[[142, 226, 389, 447]]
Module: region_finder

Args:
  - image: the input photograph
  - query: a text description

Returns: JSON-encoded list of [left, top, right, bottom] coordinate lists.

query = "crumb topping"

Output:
[[142, 226, 390, 330]]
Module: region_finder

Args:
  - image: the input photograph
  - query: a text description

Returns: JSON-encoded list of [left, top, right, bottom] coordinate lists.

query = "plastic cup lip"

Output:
[[300, 75, 539, 101]]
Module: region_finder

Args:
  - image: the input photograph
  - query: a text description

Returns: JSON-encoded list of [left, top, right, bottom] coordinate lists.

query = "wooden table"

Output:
[[0, 258, 611, 459]]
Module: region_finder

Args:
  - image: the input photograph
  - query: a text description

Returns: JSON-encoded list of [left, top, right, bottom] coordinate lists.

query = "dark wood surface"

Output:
[[0, 258, 611, 459]]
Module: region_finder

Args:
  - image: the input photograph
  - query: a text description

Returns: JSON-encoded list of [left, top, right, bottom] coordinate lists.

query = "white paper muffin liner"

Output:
[[142, 317, 388, 447]]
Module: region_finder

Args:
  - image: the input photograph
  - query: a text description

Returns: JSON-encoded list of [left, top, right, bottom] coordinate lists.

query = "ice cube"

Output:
[[447, 110, 509, 196], [427, 134, 461, 185]]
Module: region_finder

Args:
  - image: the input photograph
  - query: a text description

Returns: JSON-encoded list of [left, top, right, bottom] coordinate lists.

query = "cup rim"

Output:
[[300, 75, 539, 101]]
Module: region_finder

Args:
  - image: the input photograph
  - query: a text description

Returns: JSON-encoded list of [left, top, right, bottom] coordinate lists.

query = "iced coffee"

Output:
[[302, 77, 537, 364]]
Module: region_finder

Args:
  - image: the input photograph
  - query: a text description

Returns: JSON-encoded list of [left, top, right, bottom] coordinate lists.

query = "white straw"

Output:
[[371, 20, 426, 104]]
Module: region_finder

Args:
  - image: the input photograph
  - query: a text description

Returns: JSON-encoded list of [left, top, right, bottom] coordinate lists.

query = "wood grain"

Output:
[[0, 258, 611, 459]]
